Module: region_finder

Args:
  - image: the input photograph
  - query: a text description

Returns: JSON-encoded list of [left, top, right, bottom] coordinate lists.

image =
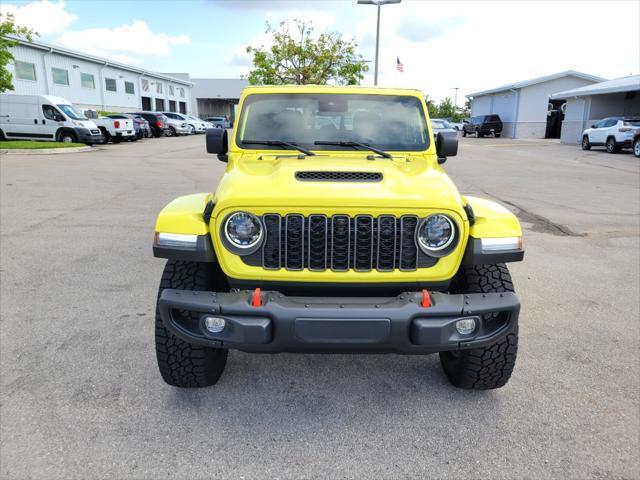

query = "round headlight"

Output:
[[224, 211, 263, 249], [417, 214, 456, 254]]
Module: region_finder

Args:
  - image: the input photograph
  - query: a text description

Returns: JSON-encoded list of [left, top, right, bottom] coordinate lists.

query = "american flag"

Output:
[[396, 57, 404, 73]]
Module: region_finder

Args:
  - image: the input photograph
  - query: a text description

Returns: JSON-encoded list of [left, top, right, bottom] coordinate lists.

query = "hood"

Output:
[[213, 153, 465, 215]]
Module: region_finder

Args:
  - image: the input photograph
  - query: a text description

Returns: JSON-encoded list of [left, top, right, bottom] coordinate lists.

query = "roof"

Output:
[[191, 78, 250, 99], [549, 75, 640, 99], [466, 70, 606, 97], [9, 36, 193, 86]]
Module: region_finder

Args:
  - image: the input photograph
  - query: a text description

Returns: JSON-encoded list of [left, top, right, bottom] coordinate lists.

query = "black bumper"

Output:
[[158, 289, 520, 354], [75, 128, 103, 144]]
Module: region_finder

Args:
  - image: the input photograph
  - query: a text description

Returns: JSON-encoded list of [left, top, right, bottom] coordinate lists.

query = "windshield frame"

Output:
[[234, 93, 430, 153], [57, 104, 87, 120]]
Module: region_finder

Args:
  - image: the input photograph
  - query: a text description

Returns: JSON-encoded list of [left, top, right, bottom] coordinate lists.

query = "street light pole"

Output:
[[358, 0, 401, 86], [453, 87, 459, 112], [374, 3, 381, 86]]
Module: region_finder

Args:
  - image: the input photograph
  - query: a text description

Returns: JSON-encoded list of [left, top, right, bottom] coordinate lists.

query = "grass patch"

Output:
[[0, 140, 86, 149]]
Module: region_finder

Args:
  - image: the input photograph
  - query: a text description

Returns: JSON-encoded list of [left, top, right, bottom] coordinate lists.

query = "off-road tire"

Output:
[[155, 260, 229, 388], [439, 264, 518, 390], [582, 135, 591, 150], [606, 136, 618, 153], [476, 129, 483, 138]]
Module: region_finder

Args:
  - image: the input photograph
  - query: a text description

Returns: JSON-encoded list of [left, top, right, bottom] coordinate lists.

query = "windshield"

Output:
[[237, 93, 429, 151], [431, 120, 446, 129], [57, 104, 87, 120]]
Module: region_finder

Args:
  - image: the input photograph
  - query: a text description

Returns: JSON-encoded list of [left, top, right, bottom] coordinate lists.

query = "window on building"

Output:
[[105, 78, 117, 92], [81, 73, 95, 89], [169, 100, 176, 112], [15, 61, 36, 81], [141, 79, 149, 92], [155, 98, 165, 111], [156, 82, 163, 94], [125, 81, 135, 94], [179, 101, 186, 114], [169, 84, 175, 96], [178, 87, 185, 98], [52, 67, 69, 86]]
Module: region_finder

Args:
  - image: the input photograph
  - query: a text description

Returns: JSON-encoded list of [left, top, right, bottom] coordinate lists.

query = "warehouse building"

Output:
[[467, 71, 605, 139], [550, 75, 640, 144], [6, 37, 193, 114]]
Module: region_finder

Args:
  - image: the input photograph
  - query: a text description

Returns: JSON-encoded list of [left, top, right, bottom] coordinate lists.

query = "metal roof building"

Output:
[[466, 70, 606, 139], [550, 75, 640, 144], [6, 37, 194, 114]]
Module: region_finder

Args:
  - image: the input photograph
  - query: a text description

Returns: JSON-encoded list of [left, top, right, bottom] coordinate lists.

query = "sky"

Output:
[[2, 0, 639, 103]]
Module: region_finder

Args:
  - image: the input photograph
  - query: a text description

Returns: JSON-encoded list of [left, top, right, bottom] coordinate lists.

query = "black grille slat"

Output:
[[331, 215, 350, 271], [354, 216, 374, 271], [399, 216, 419, 270], [308, 215, 328, 270], [263, 214, 281, 269], [295, 171, 382, 182], [260, 213, 427, 272], [285, 214, 304, 270], [377, 216, 396, 271]]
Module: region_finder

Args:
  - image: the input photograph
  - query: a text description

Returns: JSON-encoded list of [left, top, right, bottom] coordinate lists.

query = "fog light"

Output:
[[203, 316, 226, 333], [455, 318, 477, 335]]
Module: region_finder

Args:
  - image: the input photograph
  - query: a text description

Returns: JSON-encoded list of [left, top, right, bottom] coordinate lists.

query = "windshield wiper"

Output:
[[242, 140, 315, 156], [313, 141, 392, 159]]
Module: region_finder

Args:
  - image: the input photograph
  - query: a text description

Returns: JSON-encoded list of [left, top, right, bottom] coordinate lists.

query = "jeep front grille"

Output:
[[260, 214, 436, 272]]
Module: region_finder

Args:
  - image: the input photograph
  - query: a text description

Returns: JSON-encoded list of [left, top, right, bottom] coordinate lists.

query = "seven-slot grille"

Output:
[[261, 214, 427, 272]]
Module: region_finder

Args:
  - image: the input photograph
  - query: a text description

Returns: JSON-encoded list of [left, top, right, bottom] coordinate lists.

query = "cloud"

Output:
[[395, 16, 463, 43], [0, 0, 77, 34], [59, 20, 190, 64]]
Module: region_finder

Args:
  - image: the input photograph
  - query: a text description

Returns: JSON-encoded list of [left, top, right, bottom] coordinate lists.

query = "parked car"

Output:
[[106, 113, 149, 140], [0, 94, 103, 144], [431, 119, 457, 136], [162, 112, 207, 134], [152, 85, 525, 391], [161, 114, 192, 136], [581, 117, 640, 154], [131, 112, 171, 137], [462, 115, 503, 137], [443, 118, 466, 131], [204, 116, 231, 128], [83, 109, 135, 143]]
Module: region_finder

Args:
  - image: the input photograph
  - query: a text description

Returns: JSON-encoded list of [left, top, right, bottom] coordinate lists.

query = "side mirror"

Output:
[[206, 128, 228, 162], [436, 131, 458, 164], [591, 124, 596, 128]]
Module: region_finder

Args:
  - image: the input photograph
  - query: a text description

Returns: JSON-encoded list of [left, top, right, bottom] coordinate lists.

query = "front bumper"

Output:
[[75, 128, 104, 144], [158, 289, 519, 354]]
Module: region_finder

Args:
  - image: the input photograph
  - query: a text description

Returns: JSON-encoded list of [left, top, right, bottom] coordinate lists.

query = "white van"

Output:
[[0, 94, 103, 144]]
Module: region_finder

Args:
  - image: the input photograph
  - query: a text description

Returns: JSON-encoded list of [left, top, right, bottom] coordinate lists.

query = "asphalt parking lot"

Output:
[[1, 135, 638, 479]]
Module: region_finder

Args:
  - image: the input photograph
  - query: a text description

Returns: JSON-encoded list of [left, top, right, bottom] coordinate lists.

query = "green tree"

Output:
[[0, 13, 36, 93], [246, 20, 368, 85]]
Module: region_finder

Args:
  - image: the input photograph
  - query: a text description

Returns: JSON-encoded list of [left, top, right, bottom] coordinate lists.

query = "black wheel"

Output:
[[581, 135, 591, 150], [59, 131, 77, 143], [439, 264, 518, 390], [155, 260, 229, 388], [112, 137, 122, 144], [462, 129, 467, 137], [494, 133, 501, 138], [634, 138, 640, 158], [606, 137, 618, 153], [169, 127, 176, 137], [476, 129, 483, 138]]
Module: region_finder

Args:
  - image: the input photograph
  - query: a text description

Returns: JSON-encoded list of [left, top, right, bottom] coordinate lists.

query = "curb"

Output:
[[0, 146, 94, 155]]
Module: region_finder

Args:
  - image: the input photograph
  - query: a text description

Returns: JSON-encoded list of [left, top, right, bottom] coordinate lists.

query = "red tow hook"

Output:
[[421, 289, 431, 308], [251, 288, 262, 307]]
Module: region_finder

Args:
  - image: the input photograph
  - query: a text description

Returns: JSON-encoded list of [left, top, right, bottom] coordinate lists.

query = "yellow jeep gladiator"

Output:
[[153, 85, 524, 390]]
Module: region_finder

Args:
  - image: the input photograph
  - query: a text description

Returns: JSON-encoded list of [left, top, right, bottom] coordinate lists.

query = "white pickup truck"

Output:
[[82, 109, 136, 143]]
